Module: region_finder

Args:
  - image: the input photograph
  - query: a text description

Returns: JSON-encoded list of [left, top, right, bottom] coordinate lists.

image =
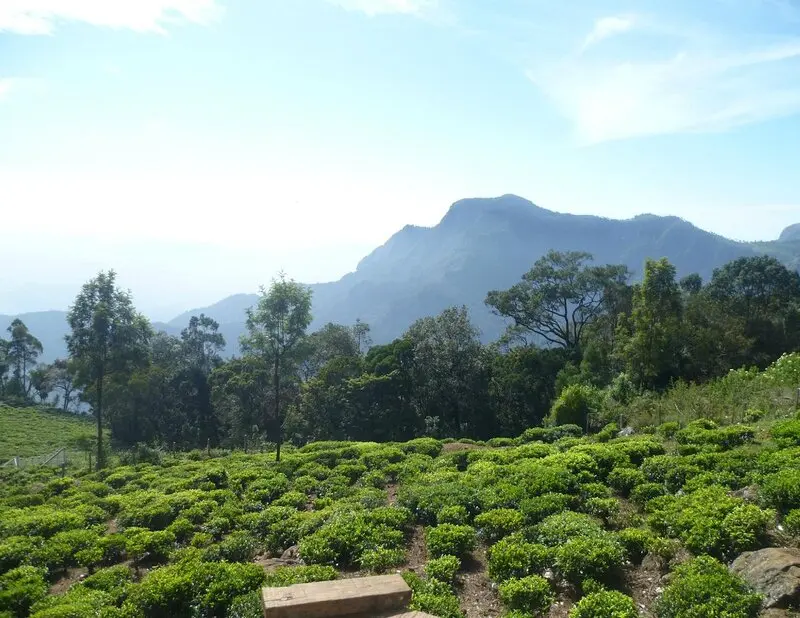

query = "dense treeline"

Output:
[[1, 252, 799, 467]]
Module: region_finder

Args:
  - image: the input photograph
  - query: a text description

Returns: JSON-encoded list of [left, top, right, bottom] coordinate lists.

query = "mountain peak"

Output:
[[779, 224, 800, 242]]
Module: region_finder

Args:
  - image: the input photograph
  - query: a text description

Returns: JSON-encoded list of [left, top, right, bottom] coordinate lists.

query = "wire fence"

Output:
[[1, 447, 68, 469]]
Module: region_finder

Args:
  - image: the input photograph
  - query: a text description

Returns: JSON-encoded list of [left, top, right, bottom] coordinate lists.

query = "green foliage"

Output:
[[487, 535, 551, 583], [771, 419, 800, 447], [426, 524, 476, 559], [618, 528, 653, 565], [358, 547, 406, 573], [425, 555, 461, 585], [437, 505, 470, 525], [548, 384, 604, 428], [569, 590, 638, 618], [783, 508, 800, 535], [535, 512, 604, 546], [262, 565, 337, 587], [402, 571, 464, 618], [607, 467, 646, 496], [122, 558, 266, 617], [655, 556, 761, 618], [647, 485, 772, 558], [761, 468, 800, 512], [0, 566, 49, 618], [498, 575, 554, 615], [474, 509, 524, 543], [554, 533, 625, 584], [519, 493, 573, 525]]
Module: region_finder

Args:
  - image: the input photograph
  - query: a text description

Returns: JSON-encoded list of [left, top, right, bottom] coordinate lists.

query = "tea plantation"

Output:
[[3, 410, 800, 618]]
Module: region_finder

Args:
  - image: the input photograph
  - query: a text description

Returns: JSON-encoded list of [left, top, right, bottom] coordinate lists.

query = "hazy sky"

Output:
[[2, 0, 799, 320]]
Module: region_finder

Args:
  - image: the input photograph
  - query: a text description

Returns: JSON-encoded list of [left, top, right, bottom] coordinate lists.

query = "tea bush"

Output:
[[554, 532, 626, 584], [487, 534, 551, 583], [425, 555, 461, 585], [437, 505, 470, 525], [402, 571, 463, 618], [569, 590, 638, 618], [426, 524, 476, 559], [0, 566, 48, 618], [761, 468, 800, 512], [498, 575, 554, 615], [655, 556, 761, 618], [474, 509, 524, 543]]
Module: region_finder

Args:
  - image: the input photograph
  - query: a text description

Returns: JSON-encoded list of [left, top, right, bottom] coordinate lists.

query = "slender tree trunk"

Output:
[[96, 375, 104, 470], [274, 353, 281, 462]]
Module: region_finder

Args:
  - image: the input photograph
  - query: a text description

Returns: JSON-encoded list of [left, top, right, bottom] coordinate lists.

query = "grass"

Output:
[[0, 404, 94, 462]]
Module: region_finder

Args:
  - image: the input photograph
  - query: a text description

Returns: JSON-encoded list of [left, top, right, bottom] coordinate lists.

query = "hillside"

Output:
[[4, 195, 799, 360], [0, 405, 93, 461]]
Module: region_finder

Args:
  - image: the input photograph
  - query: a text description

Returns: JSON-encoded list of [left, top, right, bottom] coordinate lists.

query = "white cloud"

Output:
[[0, 77, 45, 102], [0, 0, 223, 35], [325, 0, 436, 17], [582, 15, 635, 49], [527, 4, 800, 144]]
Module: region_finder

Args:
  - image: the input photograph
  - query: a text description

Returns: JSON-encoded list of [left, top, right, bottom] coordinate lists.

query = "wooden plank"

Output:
[[262, 574, 412, 618]]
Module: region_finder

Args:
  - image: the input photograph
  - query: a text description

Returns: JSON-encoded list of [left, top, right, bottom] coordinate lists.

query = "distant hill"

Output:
[[4, 195, 800, 360]]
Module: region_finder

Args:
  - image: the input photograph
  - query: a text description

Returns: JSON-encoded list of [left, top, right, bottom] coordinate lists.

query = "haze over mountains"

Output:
[[4, 195, 800, 363]]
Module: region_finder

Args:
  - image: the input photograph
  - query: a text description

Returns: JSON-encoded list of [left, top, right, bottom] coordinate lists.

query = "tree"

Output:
[[707, 256, 800, 366], [65, 270, 151, 469], [210, 356, 271, 449], [180, 314, 225, 375], [405, 306, 490, 438], [300, 321, 367, 380], [616, 258, 684, 390], [49, 359, 78, 412], [486, 251, 629, 355], [28, 366, 52, 403], [0, 339, 9, 398], [240, 274, 312, 461], [5, 319, 43, 398]]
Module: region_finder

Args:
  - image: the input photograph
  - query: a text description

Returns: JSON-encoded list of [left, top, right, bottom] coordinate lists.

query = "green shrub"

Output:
[[262, 565, 337, 587], [761, 469, 800, 512], [227, 592, 262, 618], [721, 504, 774, 555], [655, 556, 761, 618], [425, 555, 460, 585], [554, 533, 625, 584], [519, 493, 573, 524], [402, 571, 463, 618], [474, 509, 524, 543], [548, 385, 604, 428], [79, 565, 133, 603], [641, 455, 701, 493], [771, 419, 800, 447], [122, 558, 266, 616], [607, 467, 647, 496], [569, 590, 638, 618], [358, 547, 406, 573], [0, 566, 48, 618], [498, 575, 554, 615], [784, 508, 800, 535], [398, 481, 478, 525], [203, 531, 259, 563], [0, 536, 41, 574], [437, 505, 470, 525], [630, 483, 667, 506], [272, 491, 307, 510], [487, 535, 551, 583], [618, 528, 653, 565], [426, 524, 476, 559], [583, 498, 619, 521], [402, 438, 443, 458], [535, 512, 604, 546]]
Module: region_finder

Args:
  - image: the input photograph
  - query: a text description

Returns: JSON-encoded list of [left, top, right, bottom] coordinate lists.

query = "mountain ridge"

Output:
[[3, 195, 799, 362]]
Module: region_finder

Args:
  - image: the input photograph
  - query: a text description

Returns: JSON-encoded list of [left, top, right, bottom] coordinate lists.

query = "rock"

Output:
[[281, 545, 300, 561], [731, 548, 800, 608], [760, 610, 794, 618], [731, 486, 760, 502], [619, 426, 635, 437]]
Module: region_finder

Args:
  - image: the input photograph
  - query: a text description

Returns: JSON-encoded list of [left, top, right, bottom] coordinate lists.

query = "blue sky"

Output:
[[1, 0, 799, 319]]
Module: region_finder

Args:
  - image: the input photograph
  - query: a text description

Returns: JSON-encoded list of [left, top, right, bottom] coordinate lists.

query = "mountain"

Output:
[[4, 195, 800, 361], [168, 195, 800, 348]]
